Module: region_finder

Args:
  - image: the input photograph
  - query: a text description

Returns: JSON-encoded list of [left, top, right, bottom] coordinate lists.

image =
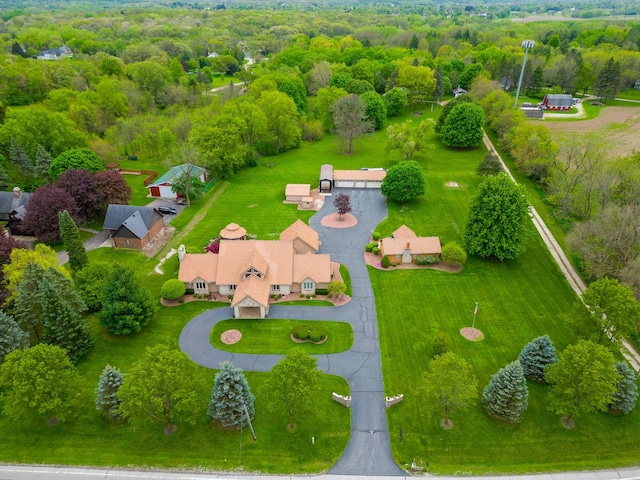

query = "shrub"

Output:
[[365, 243, 374, 253], [300, 294, 305, 298], [372, 231, 381, 241], [441, 242, 467, 266], [381, 255, 391, 268], [178, 299, 184, 304], [185, 288, 195, 295], [315, 288, 329, 296], [372, 246, 380, 255], [416, 255, 439, 265], [292, 325, 309, 340], [309, 326, 327, 343], [432, 332, 452, 358], [161, 279, 186, 300]]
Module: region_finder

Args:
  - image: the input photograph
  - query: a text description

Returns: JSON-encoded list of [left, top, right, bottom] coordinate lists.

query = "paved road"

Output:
[[180, 188, 404, 476], [3, 465, 640, 480]]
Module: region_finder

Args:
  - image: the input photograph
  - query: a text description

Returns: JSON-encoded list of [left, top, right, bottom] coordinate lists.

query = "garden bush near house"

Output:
[[161, 279, 186, 300], [441, 242, 467, 266], [372, 246, 380, 255], [372, 231, 382, 241], [292, 325, 327, 343], [416, 255, 439, 265], [381, 255, 391, 268], [185, 288, 194, 295]]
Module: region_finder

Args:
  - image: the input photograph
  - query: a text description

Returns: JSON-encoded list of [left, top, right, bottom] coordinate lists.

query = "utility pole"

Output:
[[514, 40, 535, 107]]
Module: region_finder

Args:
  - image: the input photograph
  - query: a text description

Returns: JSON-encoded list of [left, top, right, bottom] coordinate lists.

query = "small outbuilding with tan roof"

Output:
[[379, 225, 441, 265]]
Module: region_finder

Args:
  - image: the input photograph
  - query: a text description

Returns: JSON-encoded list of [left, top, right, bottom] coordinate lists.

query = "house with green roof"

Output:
[[146, 163, 207, 199]]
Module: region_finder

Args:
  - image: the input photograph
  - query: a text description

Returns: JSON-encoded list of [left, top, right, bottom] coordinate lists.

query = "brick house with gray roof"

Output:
[[103, 204, 164, 249]]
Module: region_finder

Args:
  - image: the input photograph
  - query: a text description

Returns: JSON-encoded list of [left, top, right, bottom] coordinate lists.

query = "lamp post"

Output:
[[514, 40, 535, 107]]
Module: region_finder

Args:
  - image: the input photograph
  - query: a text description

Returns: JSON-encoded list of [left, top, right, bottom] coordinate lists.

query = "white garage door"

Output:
[[355, 181, 366, 188], [335, 180, 355, 188], [159, 185, 176, 198], [366, 181, 382, 188]]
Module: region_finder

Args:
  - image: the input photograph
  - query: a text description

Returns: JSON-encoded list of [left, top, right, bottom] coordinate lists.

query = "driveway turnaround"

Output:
[[179, 188, 405, 476]]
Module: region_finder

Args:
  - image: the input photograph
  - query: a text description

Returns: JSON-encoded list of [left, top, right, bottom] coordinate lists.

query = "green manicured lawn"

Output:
[[211, 318, 354, 354], [370, 129, 640, 473]]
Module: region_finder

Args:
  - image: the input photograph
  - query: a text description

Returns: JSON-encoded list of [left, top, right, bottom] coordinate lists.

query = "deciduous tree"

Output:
[[21, 184, 79, 242], [101, 265, 157, 335], [259, 348, 321, 429], [0, 227, 26, 305], [49, 148, 104, 181], [208, 361, 255, 429], [95, 364, 125, 419], [545, 340, 618, 428], [94, 170, 132, 211], [0, 344, 81, 423], [464, 173, 531, 260], [518, 335, 558, 383], [56, 169, 103, 223], [258, 90, 301, 154], [332, 94, 373, 154], [440, 103, 485, 148], [361, 91, 387, 130], [573, 277, 640, 346], [74, 262, 113, 312], [482, 361, 529, 423], [435, 94, 476, 133], [421, 351, 478, 428], [385, 119, 434, 161], [117, 345, 203, 433], [333, 192, 352, 219], [380, 160, 426, 205], [193, 115, 248, 179], [384, 87, 408, 117]]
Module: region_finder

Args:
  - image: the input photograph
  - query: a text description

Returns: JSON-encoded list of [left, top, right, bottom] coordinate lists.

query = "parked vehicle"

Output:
[[157, 206, 177, 215]]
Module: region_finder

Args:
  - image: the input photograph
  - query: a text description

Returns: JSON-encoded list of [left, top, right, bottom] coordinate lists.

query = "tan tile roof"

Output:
[[178, 252, 218, 283], [279, 219, 319, 252], [220, 222, 247, 240], [240, 249, 269, 277], [217, 240, 293, 286], [381, 237, 441, 256], [231, 274, 270, 308], [334, 169, 387, 181], [285, 184, 311, 196], [392, 225, 417, 239], [293, 253, 332, 284]]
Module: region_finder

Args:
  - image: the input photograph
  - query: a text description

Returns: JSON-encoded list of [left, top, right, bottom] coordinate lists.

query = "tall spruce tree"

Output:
[[608, 361, 638, 415], [9, 138, 34, 176], [0, 310, 29, 364], [594, 57, 621, 102], [482, 361, 529, 423], [14, 264, 86, 343], [95, 364, 125, 419], [59, 210, 88, 274], [518, 335, 557, 382], [207, 361, 255, 429], [432, 65, 444, 111], [101, 265, 157, 335], [41, 277, 94, 364], [0, 161, 10, 190], [35, 145, 53, 179]]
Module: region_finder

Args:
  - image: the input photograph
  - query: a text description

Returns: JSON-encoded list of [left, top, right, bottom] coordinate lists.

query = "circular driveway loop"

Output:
[[180, 188, 404, 475]]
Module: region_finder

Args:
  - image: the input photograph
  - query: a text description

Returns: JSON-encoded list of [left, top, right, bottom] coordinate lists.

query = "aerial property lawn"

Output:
[[370, 127, 640, 473]]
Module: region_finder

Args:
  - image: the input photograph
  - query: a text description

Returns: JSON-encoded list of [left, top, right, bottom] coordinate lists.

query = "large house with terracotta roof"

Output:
[[178, 220, 333, 318], [379, 225, 441, 265]]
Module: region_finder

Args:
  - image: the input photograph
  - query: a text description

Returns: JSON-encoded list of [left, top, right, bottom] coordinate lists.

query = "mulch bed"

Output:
[[460, 327, 484, 341]]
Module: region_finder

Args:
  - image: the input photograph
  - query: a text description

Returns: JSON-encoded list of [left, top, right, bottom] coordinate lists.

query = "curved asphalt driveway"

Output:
[[179, 188, 405, 476]]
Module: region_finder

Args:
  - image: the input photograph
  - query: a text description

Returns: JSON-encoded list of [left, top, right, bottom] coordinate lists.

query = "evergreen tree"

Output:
[[14, 264, 86, 343], [608, 362, 638, 415], [101, 265, 157, 335], [518, 335, 557, 382], [35, 145, 53, 179], [0, 160, 10, 190], [74, 262, 113, 312], [482, 361, 529, 423], [207, 361, 255, 429], [9, 137, 34, 176], [95, 364, 125, 419], [41, 277, 94, 364], [59, 210, 88, 274], [409, 34, 419, 49], [594, 57, 621, 102], [0, 310, 29, 364]]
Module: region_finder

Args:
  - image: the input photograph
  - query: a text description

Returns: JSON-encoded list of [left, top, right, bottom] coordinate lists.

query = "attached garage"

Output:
[[333, 169, 386, 188]]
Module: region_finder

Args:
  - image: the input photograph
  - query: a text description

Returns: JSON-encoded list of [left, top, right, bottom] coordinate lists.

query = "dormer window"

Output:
[[243, 266, 263, 279]]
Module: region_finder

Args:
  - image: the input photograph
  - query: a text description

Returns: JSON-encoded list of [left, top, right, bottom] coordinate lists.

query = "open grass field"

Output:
[[211, 318, 354, 354], [2, 103, 638, 474]]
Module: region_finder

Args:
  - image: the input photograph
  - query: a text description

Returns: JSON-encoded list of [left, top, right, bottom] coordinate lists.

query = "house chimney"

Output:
[[406, 242, 410, 249], [178, 244, 186, 262], [12, 187, 21, 199]]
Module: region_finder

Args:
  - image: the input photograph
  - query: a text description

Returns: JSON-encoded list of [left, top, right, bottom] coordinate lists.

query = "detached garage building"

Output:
[[333, 169, 386, 188], [147, 163, 207, 199]]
